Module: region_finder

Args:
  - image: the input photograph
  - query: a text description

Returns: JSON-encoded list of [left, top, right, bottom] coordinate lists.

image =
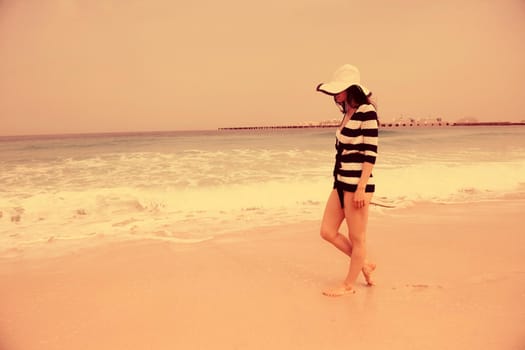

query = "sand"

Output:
[[0, 199, 524, 350]]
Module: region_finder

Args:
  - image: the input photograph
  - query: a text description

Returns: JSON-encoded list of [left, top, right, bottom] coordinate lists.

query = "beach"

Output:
[[1, 127, 524, 349], [3, 0, 525, 347], [1, 198, 524, 350]]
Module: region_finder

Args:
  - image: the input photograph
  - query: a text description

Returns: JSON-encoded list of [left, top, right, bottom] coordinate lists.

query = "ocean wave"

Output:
[[1, 126, 525, 255]]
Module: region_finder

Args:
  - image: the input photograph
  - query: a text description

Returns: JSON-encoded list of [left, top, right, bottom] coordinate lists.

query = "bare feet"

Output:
[[322, 284, 356, 297], [362, 263, 376, 286]]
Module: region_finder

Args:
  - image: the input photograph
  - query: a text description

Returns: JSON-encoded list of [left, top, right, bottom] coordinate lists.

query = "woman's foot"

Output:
[[322, 284, 356, 297], [362, 263, 376, 286]]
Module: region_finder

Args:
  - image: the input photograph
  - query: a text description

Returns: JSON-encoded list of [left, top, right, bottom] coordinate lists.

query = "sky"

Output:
[[1, 0, 524, 135]]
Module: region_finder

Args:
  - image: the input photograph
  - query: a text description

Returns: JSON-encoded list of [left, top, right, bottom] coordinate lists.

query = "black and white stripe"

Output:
[[334, 104, 378, 192]]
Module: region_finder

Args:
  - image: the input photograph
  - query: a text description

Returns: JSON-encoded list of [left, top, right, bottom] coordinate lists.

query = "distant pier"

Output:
[[218, 121, 525, 131], [452, 122, 525, 126], [218, 125, 338, 131]]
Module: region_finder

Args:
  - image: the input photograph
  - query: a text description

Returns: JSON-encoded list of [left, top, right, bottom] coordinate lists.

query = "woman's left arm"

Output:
[[357, 162, 375, 191], [355, 109, 379, 207]]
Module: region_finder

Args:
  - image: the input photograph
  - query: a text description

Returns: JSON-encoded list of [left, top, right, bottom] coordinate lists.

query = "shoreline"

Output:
[[2, 195, 524, 262], [0, 199, 524, 349], [2, 196, 525, 261]]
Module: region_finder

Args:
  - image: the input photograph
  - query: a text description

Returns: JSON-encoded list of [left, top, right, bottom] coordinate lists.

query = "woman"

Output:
[[316, 64, 378, 296]]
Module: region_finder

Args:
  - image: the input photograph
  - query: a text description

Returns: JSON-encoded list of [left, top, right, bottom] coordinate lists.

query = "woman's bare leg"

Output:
[[322, 192, 374, 296], [320, 189, 350, 255], [321, 190, 376, 296], [341, 191, 373, 290]]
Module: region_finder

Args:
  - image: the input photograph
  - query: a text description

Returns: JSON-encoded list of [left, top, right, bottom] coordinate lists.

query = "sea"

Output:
[[1, 126, 525, 255]]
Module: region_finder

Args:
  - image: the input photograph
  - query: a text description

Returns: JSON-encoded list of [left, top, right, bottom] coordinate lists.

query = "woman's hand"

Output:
[[354, 188, 367, 209]]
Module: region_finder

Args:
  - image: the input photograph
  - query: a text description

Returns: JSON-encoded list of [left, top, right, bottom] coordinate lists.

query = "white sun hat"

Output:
[[316, 64, 371, 96]]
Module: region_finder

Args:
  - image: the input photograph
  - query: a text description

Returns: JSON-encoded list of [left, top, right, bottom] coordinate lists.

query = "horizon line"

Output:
[[2, 119, 525, 139]]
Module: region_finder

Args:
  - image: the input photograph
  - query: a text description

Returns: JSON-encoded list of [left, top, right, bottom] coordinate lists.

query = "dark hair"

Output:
[[335, 85, 379, 126], [335, 85, 373, 114], [346, 85, 370, 107]]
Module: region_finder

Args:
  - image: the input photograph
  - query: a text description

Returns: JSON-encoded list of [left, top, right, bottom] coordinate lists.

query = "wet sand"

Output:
[[0, 199, 524, 350]]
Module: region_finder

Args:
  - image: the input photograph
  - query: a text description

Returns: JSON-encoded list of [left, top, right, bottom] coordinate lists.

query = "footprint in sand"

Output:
[[112, 218, 138, 227], [468, 273, 506, 284], [76, 209, 87, 215], [9, 207, 24, 222], [405, 284, 444, 291]]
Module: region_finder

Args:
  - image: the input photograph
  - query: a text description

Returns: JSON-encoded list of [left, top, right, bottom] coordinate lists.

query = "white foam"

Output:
[[374, 159, 525, 203], [2, 127, 525, 255]]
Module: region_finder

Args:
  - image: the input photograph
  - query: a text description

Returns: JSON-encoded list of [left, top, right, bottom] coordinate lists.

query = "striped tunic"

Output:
[[333, 103, 379, 193]]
